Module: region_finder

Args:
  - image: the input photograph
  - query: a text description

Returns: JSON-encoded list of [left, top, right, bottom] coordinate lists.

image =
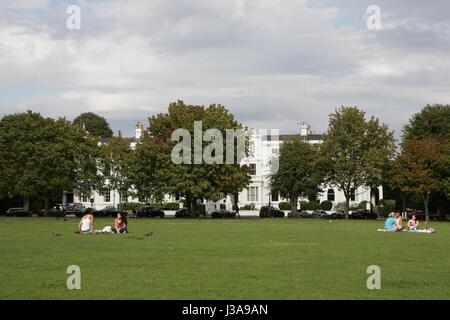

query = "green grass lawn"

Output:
[[0, 217, 448, 300]]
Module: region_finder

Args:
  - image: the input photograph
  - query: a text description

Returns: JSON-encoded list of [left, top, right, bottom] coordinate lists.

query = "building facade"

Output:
[[74, 122, 381, 211]]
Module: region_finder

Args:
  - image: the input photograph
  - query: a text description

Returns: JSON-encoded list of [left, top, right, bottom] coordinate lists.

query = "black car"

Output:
[[135, 206, 165, 218], [75, 207, 97, 217], [350, 209, 378, 220], [211, 209, 236, 219], [260, 206, 285, 218], [324, 210, 345, 219], [96, 206, 118, 217], [39, 206, 66, 217], [175, 208, 200, 218], [5, 208, 32, 217], [311, 210, 328, 218]]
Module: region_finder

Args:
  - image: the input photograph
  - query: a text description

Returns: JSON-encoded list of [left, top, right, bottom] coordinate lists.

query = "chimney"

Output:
[[135, 122, 144, 140], [300, 122, 310, 137]]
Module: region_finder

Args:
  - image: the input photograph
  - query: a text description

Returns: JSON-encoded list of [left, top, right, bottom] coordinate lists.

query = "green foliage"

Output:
[[137, 100, 251, 212], [357, 201, 373, 210], [270, 136, 324, 214], [319, 200, 333, 211], [305, 201, 319, 210], [320, 106, 395, 217], [240, 204, 256, 210], [380, 199, 396, 211], [118, 202, 144, 212], [278, 202, 291, 210], [100, 135, 133, 203], [404, 104, 450, 140], [0, 111, 102, 207], [72, 112, 113, 138], [299, 201, 309, 210]]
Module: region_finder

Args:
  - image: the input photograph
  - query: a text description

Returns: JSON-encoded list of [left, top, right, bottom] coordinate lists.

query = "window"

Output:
[[247, 187, 258, 202], [100, 189, 111, 203], [350, 188, 356, 202], [120, 194, 128, 203], [271, 192, 279, 202], [249, 164, 257, 176], [327, 189, 335, 202], [81, 195, 90, 203]]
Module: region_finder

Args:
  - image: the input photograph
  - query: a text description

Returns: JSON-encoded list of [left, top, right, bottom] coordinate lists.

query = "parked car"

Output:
[[311, 210, 328, 218], [324, 210, 345, 219], [260, 206, 285, 218], [175, 208, 200, 218], [75, 207, 97, 217], [350, 209, 377, 220], [64, 203, 84, 216], [135, 206, 165, 218], [298, 210, 314, 218], [5, 208, 32, 217], [96, 206, 118, 217], [211, 209, 236, 219], [39, 205, 66, 217]]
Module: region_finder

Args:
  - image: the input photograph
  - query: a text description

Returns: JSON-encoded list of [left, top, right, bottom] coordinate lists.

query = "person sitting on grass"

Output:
[[407, 213, 419, 231], [393, 211, 403, 232], [384, 212, 396, 232], [78, 209, 94, 234], [113, 213, 128, 234]]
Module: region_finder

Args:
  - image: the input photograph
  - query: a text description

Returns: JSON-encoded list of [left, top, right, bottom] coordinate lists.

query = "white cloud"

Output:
[[0, 0, 449, 138]]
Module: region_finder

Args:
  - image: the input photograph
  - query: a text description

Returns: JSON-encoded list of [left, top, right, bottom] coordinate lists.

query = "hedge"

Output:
[[278, 202, 291, 210], [319, 200, 333, 211]]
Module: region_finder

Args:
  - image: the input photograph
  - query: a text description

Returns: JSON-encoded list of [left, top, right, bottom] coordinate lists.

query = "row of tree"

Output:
[[1, 102, 449, 220], [0, 101, 251, 212], [270, 104, 450, 220]]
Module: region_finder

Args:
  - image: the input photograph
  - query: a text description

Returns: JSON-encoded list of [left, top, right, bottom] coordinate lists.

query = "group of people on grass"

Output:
[[383, 211, 435, 233], [78, 209, 128, 234]]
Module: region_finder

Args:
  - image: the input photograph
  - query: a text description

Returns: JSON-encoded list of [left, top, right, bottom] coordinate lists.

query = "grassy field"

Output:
[[0, 217, 448, 300]]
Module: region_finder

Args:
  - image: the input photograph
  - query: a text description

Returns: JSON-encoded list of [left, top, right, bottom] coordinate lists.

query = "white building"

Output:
[[74, 122, 381, 211], [238, 123, 381, 210]]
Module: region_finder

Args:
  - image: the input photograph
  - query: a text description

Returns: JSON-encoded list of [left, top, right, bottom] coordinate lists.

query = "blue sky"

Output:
[[0, 0, 449, 138]]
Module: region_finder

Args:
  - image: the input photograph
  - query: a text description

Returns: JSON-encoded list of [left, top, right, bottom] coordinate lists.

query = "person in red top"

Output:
[[114, 213, 128, 234]]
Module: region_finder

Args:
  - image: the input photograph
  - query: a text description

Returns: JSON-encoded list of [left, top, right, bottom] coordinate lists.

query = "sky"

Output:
[[0, 0, 449, 138]]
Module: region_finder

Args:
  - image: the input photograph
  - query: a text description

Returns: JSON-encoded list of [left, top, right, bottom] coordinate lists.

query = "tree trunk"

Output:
[[345, 196, 350, 220], [23, 197, 30, 211], [44, 197, 49, 212], [423, 193, 430, 222], [290, 196, 297, 217]]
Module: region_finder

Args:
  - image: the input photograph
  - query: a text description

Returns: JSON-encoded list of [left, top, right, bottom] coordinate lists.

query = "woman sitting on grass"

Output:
[[78, 209, 94, 234], [114, 213, 128, 234], [408, 214, 419, 231]]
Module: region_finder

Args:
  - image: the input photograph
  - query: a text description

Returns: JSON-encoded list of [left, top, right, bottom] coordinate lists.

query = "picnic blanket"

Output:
[[377, 228, 436, 234]]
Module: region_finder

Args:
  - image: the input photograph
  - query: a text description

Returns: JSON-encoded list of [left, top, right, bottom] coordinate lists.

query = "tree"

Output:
[[392, 138, 450, 221], [0, 111, 102, 210], [404, 104, 450, 140], [321, 107, 395, 219], [100, 134, 133, 206], [73, 112, 113, 138], [134, 100, 251, 212], [270, 137, 324, 216]]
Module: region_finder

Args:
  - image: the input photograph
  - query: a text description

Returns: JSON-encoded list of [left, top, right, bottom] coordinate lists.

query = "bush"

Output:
[[278, 202, 291, 210], [358, 201, 373, 210], [306, 201, 319, 211], [240, 203, 256, 210], [299, 201, 309, 210], [160, 202, 180, 210], [320, 200, 333, 211], [118, 202, 144, 212], [380, 199, 396, 211], [195, 204, 206, 216]]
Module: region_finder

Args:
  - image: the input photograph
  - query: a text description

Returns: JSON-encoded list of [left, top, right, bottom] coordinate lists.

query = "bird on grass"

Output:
[[144, 232, 154, 237]]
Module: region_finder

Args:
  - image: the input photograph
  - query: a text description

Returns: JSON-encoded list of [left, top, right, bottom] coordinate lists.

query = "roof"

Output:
[[100, 137, 138, 144], [267, 133, 324, 142]]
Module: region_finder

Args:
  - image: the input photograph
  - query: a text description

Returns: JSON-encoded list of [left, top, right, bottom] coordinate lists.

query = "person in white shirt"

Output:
[[78, 209, 94, 234]]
